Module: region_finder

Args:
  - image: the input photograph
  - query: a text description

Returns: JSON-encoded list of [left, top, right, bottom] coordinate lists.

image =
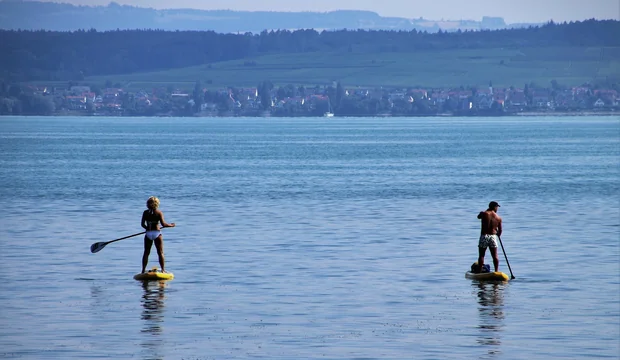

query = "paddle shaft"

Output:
[[498, 235, 515, 279], [105, 231, 146, 245]]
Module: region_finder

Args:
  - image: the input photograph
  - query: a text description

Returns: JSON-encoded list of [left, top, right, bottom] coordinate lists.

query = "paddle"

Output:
[[90, 231, 146, 253], [498, 235, 516, 279]]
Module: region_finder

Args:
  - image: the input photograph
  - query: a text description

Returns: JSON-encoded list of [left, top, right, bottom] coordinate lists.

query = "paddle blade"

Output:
[[90, 242, 107, 253]]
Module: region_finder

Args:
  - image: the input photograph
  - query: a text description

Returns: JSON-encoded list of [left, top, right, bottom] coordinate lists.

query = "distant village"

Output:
[[3, 82, 619, 117]]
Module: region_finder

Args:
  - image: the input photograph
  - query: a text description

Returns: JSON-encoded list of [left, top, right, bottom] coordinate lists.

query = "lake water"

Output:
[[0, 116, 618, 360]]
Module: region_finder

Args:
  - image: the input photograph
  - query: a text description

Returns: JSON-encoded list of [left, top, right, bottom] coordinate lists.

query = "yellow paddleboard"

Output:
[[466, 261, 510, 281], [465, 271, 510, 281], [133, 267, 174, 281]]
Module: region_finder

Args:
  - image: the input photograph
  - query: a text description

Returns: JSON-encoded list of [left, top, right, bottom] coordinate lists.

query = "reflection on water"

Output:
[[140, 280, 167, 360], [474, 282, 506, 357], [141, 280, 167, 333], [89, 285, 107, 321]]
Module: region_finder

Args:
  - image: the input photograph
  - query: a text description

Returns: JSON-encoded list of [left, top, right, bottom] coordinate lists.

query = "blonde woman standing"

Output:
[[141, 196, 175, 273]]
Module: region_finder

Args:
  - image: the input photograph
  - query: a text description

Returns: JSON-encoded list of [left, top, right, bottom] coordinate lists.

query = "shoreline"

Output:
[[511, 111, 618, 117], [3, 111, 618, 118]]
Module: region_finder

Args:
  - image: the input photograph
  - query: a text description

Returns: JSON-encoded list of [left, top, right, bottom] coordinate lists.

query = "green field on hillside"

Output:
[[85, 46, 619, 90]]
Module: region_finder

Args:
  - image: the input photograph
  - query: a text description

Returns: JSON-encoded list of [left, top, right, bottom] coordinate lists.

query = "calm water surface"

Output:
[[1, 116, 618, 359]]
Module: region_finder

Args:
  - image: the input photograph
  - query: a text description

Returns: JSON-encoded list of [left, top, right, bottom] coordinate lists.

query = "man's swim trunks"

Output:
[[479, 234, 498, 248]]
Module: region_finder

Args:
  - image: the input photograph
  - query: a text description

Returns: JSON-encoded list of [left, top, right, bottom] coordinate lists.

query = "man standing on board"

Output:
[[477, 201, 502, 273]]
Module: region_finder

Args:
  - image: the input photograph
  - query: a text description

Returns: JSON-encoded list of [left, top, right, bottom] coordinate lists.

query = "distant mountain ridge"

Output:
[[0, 0, 541, 33]]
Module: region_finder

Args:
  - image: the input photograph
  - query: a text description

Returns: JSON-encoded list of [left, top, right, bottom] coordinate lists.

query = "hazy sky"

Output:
[[36, 0, 619, 23]]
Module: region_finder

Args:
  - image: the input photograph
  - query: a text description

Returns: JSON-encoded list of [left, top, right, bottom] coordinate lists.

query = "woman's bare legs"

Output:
[[142, 236, 153, 273], [154, 235, 165, 272]]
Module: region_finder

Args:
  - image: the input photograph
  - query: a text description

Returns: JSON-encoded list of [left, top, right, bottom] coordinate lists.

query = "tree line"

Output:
[[0, 19, 618, 82]]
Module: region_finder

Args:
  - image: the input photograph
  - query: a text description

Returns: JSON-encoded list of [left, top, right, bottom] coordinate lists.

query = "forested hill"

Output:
[[1, 19, 618, 82], [0, 1, 534, 33]]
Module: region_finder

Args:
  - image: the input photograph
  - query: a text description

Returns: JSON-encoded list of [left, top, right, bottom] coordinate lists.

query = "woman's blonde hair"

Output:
[[146, 196, 160, 209]]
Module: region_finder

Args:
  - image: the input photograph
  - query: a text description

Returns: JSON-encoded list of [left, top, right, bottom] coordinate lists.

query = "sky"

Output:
[[34, 0, 620, 23]]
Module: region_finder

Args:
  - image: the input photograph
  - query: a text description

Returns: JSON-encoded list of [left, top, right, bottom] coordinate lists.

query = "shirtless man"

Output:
[[476, 201, 502, 273], [141, 196, 175, 273]]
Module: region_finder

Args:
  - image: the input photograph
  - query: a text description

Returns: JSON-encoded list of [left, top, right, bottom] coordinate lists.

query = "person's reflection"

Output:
[[141, 280, 167, 334], [140, 280, 167, 360], [474, 282, 506, 356]]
